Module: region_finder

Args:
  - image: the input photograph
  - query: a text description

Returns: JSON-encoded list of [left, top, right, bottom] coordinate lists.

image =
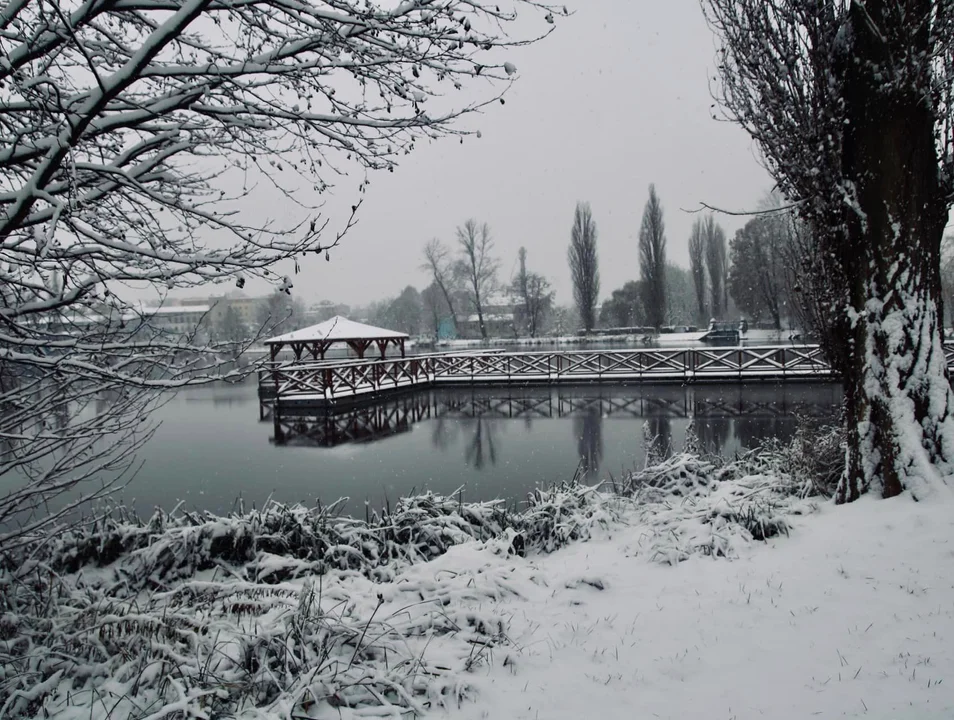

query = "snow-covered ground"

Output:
[[8, 460, 952, 719], [443, 493, 954, 719]]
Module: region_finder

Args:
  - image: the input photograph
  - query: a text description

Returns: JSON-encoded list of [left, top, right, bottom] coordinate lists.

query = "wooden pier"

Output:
[[258, 344, 885, 412]]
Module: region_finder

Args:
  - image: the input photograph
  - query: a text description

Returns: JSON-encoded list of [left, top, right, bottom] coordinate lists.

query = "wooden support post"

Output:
[[269, 342, 282, 397], [399, 338, 406, 358]]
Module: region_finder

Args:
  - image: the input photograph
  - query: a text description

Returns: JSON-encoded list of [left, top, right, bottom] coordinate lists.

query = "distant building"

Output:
[[217, 295, 269, 328], [455, 294, 518, 338], [138, 293, 352, 341], [127, 305, 213, 340], [177, 292, 273, 332], [305, 300, 351, 325]]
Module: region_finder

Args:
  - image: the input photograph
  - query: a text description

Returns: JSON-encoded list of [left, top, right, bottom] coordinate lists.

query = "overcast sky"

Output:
[[215, 0, 776, 308]]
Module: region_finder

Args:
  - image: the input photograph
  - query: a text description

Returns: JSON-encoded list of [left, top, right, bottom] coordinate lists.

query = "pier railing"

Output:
[[260, 344, 842, 405]]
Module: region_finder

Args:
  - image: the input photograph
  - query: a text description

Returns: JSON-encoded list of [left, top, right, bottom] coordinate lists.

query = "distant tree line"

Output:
[[405, 188, 808, 340], [417, 220, 555, 339]]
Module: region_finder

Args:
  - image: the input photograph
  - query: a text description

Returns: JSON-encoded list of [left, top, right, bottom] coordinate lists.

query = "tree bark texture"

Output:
[[837, 0, 954, 501]]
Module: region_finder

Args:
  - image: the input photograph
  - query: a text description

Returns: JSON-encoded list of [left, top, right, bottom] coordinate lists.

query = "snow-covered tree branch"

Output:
[[0, 0, 562, 550]]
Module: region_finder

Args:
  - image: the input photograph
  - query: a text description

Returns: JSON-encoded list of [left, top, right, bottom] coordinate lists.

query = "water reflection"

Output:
[[574, 404, 604, 478], [270, 383, 842, 476], [43, 380, 844, 519], [463, 418, 498, 470]]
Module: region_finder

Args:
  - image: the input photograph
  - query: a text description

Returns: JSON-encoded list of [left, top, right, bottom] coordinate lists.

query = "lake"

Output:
[[105, 379, 843, 518]]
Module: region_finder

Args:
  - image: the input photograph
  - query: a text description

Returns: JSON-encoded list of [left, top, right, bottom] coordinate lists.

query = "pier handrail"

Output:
[[258, 344, 851, 404]]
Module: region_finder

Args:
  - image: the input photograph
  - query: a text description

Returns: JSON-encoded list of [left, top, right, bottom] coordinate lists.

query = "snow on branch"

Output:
[[0, 0, 564, 550]]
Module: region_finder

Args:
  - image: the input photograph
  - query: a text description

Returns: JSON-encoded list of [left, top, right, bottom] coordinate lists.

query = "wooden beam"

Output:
[[306, 340, 331, 360], [348, 339, 372, 358]]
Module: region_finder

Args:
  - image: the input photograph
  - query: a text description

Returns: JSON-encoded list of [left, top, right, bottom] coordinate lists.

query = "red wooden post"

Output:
[[270, 342, 281, 397]]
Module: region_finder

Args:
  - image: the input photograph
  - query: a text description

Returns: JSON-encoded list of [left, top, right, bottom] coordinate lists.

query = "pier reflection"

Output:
[[270, 383, 842, 463]]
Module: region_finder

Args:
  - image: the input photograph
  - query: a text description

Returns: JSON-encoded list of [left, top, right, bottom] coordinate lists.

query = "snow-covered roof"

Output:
[[461, 313, 514, 323], [140, 305, 212, 315], [265, 315, 408, 345]]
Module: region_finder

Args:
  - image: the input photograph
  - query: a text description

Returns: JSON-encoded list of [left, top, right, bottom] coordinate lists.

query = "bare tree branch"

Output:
[[0, 0, 562, 550]]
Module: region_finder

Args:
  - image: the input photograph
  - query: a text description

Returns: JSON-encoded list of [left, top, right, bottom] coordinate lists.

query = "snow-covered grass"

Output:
[[452, 489, 954, 720], [3, 426, 952, 719]]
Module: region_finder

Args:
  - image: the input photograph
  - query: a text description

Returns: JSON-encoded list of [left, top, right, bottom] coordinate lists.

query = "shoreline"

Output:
[[1, 444, 823, 718]]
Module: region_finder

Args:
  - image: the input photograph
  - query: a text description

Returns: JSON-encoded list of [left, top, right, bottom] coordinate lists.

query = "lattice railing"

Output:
[[262, 344, 954, 403]]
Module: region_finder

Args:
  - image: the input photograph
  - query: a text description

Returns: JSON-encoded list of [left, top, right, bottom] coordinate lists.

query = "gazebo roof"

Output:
[[264, 316, 408, 345]]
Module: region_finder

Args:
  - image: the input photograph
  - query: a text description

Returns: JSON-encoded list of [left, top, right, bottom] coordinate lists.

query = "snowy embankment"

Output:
[[455, 490, 954, 720], [2, 433, 952, 719]]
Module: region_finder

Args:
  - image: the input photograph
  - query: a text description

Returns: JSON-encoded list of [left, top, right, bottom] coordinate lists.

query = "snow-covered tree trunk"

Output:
[[837, 0, 954, 501], [705, 0, 954, 503]]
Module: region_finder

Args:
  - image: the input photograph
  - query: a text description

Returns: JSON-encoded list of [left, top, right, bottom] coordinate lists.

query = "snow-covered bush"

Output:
[[618, 444, 823, 565], [1, 481, 616, 719], [518, 482, 625, 553], [0, 557, 509, 718], [46, 493, 513, 595], [751, 421, 845, 498]]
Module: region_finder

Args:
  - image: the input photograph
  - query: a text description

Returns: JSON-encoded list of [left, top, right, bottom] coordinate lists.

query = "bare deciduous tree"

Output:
[[568, 201, 600, 333], [512, 247, 553, 338], [455, 220, 499, 339], [688, 219, 708, 322], [421, 282, 451, 338], [705, 0, 954, 501], [638, 185, 667, 328], [0, 0, 560, 551], [422, 239, 461, 337]]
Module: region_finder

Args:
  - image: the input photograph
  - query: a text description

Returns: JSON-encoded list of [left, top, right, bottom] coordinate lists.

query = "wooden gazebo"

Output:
[[265, 316, 408, 362]]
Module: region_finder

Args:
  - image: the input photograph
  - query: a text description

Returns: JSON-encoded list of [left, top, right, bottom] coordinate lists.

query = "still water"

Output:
[[112, 380, 843, 517]]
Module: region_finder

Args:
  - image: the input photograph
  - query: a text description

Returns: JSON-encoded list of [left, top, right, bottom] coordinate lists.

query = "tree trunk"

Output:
[[476, 303, 487, 339], [837, 0, 954, 502], [436, 281, 459, 337]]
